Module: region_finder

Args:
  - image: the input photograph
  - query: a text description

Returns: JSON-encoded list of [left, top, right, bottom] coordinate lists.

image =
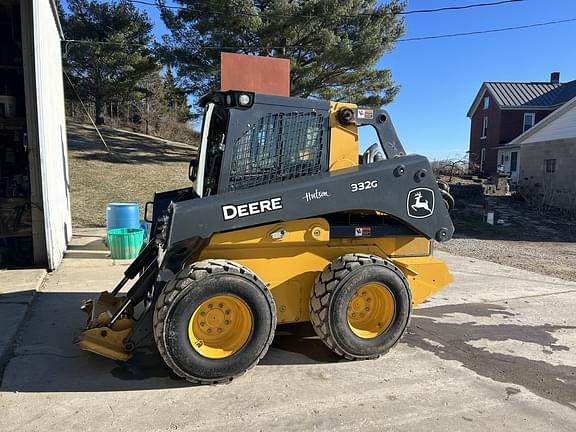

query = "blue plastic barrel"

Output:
[[106, 203, 140, 231]]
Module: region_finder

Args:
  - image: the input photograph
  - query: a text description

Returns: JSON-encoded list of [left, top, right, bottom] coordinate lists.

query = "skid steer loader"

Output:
[[78, 90, 455, 384]]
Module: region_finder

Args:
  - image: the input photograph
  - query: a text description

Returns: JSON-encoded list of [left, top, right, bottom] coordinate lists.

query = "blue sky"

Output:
[[383, 0, 576, 159], [67, 0, 576, 160]]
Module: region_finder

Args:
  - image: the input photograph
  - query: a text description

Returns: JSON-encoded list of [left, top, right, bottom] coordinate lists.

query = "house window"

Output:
[[523, 113, 535, 132], [544, 158, 556, 174], [480, 148, 486, 172], [483, 96, 490, 110], [481, 116, 488, 138]]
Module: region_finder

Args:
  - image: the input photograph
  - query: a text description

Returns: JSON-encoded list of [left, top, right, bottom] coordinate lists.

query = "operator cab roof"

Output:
[[199, 90, 330, 110]]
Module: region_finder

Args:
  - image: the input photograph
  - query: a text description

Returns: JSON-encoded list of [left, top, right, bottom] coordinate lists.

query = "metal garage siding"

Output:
[[29, 0, 71, 269]]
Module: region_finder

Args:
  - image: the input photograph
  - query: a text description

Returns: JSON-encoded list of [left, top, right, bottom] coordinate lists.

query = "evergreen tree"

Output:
[[159, 0, 406, 106], [62, 0, 158, 124], [163, 68, 191, 123]]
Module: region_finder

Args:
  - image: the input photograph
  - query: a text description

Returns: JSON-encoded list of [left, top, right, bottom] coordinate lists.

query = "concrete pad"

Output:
[[431, 251, 576, 306], [0, 268, 46, 295], [0, 268, 45, 372], [64, 228, 134, 266], [0, 252, 575, 431], [68, 227, 107, 245]]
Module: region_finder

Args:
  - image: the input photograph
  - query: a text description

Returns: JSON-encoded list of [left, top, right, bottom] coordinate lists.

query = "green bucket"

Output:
[[107, 228, 144, 259]]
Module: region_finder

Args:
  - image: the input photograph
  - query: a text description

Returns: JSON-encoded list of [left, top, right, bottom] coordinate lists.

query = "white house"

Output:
[[0, 0, 71, 269], [499, 94, 576, 209]]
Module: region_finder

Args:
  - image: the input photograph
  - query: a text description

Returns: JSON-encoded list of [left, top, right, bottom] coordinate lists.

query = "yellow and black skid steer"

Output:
[[78, 91, 455, 384]]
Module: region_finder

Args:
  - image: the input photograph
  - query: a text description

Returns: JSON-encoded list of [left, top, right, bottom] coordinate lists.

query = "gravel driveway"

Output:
[[438, 183, 576, 282], [437, 239, 576, 282]]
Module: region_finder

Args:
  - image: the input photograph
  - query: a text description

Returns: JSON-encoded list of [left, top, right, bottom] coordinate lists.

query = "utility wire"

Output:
[[63, 70, 115, 156], [400, 17, 576, 41], [401, 0, 525, 15], [64, 39, 150, 47], [61, 16, 576, 48], [130, 0, 526, 18]]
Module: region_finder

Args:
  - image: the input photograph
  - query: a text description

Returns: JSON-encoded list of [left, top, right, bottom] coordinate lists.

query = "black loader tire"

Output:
[[309, 253, 411, 360], [153, 259, 276, 384], [441, 190, 456, 211], [437, 180, 450, 193]]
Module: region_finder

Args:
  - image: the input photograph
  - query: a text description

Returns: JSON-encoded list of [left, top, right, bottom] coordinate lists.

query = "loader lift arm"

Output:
[[159, 153, 453, 278]]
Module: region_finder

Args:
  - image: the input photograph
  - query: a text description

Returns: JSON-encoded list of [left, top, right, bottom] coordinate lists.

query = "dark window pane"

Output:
[[510, 152, 518, 171]]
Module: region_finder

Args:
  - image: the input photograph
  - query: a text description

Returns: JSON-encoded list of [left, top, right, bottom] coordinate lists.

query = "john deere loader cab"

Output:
[[78, 90, 455, 384]]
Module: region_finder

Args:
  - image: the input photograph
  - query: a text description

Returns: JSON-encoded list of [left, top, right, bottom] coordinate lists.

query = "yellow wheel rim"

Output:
[[188, 295, 253, 359], [347, 283, 396, 339]]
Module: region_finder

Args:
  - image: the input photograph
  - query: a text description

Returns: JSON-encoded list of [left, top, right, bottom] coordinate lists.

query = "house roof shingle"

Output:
[[467, 79, 576, 117]]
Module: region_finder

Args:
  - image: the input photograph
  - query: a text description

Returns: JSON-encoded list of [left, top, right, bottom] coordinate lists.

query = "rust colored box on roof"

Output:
[[220, 52, 290, 96]]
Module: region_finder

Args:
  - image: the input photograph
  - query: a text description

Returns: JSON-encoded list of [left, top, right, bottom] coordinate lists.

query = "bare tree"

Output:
[[431, 154, 469, 182]]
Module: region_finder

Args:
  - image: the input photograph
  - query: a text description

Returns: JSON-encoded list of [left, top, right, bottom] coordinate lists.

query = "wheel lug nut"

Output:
[[218, 303, 224, 308], [200, 311, 206, 316], [225, 310, 231, 315], [352, 313, 357, 318], [361, 291, 367, 296], [224, 320, 230, 325], [378, 322, 383, 327], [365, 307, 369, 311], [200, 322, 205, 327], [217, 328, 223, 333], [208, 304, 213, 309], [207, 328, 212, 333], [366, 298, 371, 303]]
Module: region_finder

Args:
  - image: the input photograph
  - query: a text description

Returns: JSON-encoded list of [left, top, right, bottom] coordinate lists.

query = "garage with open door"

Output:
[[0, 0, 71, 270]]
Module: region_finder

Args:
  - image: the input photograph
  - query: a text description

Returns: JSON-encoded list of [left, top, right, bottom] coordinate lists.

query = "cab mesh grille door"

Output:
[[229, 112, 324, 191]]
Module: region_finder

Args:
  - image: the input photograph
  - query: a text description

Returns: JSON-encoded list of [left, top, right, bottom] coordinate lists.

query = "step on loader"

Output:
[[78, 91, 455, 383]]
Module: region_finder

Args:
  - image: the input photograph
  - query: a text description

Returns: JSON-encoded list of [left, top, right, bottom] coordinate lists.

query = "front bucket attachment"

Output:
[[77, 291, 134, 361], [77, 238, 160, 362], [81, 291, 127, 327]]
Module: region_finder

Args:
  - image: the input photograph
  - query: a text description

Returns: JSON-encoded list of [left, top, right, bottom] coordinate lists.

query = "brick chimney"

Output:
[[550, 72, 560, 84]]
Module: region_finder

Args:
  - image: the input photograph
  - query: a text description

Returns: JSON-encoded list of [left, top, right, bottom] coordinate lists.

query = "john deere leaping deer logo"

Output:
[[407, 188, 435, 218], [411, 192, 431, 212]]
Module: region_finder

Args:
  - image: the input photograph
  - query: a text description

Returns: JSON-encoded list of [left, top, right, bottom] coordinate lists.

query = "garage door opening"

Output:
[[0, 1, 33, 267]]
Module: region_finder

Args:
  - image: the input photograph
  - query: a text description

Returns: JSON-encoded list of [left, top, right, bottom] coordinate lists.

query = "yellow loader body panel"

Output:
[[197, 218, 452, 324]]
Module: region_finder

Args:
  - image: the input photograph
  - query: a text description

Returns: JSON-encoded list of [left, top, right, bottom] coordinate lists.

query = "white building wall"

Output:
[[518, 139, 576, 210], [28, 0, 71, 269], [522, 103, 576, 144]]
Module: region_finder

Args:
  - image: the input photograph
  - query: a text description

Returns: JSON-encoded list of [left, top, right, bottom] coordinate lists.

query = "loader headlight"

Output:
[[337, 107, 355, 125], [238, 94, 252, 106]]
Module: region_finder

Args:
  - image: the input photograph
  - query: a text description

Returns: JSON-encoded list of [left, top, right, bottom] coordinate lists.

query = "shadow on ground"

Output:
[[407, 302, 576, 410], [1, 293, 574, 405], [0, 290, 339, 393]]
